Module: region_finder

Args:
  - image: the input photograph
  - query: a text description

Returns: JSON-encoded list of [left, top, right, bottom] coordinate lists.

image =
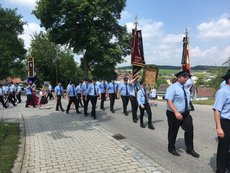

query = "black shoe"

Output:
[[186, 149, 200, 158], [56, 109, 60, 111], [93, 116, 96, 119], [133, 119, 137, 123], [61, 109, 65, 112], [168, 149, 180, 156], [124, 112, 128, 116], [77, 111, 81, 114], [148, 124, 155, 130], [66, 111, 69, 114], [111, 110, 115, 113], [140, 123, 145, 128], [100, 107, 105, 110], [226, 165, 230, 172]]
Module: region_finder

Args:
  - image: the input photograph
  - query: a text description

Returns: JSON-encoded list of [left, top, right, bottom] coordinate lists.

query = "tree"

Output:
[[207, 67, 228, 89], [29, 32, 82, 86], [0, 6, 27, 79], [196, 74, 206, 86], [33, 0, 130, 78]]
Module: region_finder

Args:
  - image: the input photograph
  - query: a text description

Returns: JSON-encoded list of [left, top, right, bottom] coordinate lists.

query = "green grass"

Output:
[[192, 98, 214, 105], [0, 120, 20, 173], [159, 69, 178, 75]]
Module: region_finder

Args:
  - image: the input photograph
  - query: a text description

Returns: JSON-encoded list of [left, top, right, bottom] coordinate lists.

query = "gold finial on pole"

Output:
[[185, 27, 189, 37]]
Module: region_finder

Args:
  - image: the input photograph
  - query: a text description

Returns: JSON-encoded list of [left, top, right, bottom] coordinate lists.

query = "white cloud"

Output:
[[197, 18, 230, 39], [118, 16, 230, 67], [120, 11, 132, 20], [191, 46, 218, 58], [19, 22, 45, 49], [162, 34, 184, 44], [5, 0, 36, 8]]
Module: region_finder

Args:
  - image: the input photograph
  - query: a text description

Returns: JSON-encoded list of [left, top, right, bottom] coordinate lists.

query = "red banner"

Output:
[[28, 56, 34, 77], [131, 28, 145, 78], [181, 31, 191, 73]]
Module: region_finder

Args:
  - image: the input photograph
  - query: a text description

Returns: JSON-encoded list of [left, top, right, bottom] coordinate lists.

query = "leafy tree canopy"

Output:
[[0, 5, 27, 79], [33, 0, 130, 78], [29, 32, 82, 87]]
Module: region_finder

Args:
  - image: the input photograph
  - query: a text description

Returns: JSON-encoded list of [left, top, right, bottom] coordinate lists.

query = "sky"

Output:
[[1, 0, 230, 67]]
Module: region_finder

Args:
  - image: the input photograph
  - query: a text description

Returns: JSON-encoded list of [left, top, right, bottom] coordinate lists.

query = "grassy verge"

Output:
[[0, 120, 20, 173], [192, 98, 214, 105]]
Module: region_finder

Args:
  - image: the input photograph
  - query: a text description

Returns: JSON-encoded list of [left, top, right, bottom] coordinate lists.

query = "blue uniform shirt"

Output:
[[99, 81, 108, 93], [67, 84, 76, 97], [213, 85, 230, 120], [184, 78, 193, 90], [137, 87, 149, 106], [107, 82, 118, 94], [129, 83, 140, 97], [76, 84, 82, 94], [16, 85, 22, 93], [87, 83, 100, 96], [119, 83, 130, 96], [82, 82, 89, 96], [26, 86, 32, 95], [165, 82, 190, 113], [55, 85, 64, 96], [220, 80, 227, 88]]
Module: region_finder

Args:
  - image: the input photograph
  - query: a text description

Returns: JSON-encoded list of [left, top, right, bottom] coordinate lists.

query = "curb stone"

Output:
[[11, 108, 26, 173]]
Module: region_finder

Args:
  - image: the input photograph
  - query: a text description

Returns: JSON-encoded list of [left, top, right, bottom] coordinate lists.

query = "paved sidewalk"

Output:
[[1, 98, 170, 173]]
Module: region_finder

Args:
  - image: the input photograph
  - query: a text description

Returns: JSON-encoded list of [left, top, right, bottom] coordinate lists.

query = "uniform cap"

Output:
[[174, 70, 189, 78], [123, 77, 128, 81], [92, 76, 97, 81], [139, 79, 145, 85], [221, 70, 230, 80]]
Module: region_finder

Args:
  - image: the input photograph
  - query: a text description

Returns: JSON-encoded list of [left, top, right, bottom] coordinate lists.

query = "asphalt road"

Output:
[[94, 98, 217, 173]]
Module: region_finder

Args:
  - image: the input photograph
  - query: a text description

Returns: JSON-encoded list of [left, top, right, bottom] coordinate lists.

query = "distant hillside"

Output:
[[117, 65, 219, 71]]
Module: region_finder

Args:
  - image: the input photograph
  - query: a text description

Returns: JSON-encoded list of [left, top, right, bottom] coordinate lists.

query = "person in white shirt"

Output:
[[184, 73, 195, 111], [15, 83, 22, 103], [48, 82, 54, 100], [0, 83, 8, 108]]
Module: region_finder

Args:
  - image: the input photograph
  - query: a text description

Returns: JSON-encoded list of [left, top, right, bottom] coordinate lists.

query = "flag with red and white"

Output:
[[181, 29, 191, 73], [131, 20, 145, 79]]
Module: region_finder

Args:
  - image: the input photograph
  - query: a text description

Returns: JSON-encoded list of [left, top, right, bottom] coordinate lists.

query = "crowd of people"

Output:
[[0, 81, 22, 108], [0, 70, 230, 173]]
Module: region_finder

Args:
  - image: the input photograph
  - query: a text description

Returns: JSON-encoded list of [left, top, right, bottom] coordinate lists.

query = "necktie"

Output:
[[182, 85, 188, 113], [134, 84, 138, 97], [113, 83, 115, 93], [94, 84, 96, 96], [144, 89, 148, 104], [72, 85, 75, 96], [125, 84, 128, 96], [59, 86, 62, 95], [104, 83, 106, 92]]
